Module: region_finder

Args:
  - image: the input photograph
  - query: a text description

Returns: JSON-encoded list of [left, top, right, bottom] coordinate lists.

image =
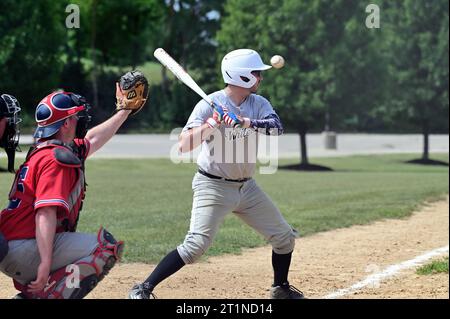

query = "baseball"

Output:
[[270, 55, 285, 69]]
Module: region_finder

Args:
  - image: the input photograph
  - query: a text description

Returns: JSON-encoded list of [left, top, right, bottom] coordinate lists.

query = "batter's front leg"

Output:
[[129, 174, 239, 299], [177, 174, 239, 264]]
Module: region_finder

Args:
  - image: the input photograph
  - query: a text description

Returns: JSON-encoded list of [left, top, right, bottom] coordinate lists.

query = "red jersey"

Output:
[[0, 138, 90, 240]]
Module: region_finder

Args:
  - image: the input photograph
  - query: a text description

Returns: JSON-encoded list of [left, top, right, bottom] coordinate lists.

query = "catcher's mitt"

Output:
[[116, 70, 149, 115]]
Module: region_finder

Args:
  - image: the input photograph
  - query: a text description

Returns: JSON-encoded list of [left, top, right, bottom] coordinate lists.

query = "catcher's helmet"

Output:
[[221, 49, 271, 89], [33, 92, 90, 139]]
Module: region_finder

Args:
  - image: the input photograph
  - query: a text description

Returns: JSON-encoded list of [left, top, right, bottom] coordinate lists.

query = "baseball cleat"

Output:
[[128, 282, 156, 299], [270, 283, 305, 299]]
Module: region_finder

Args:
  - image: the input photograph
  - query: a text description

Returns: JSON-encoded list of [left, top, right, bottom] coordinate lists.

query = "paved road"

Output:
[[16, 133, 449, 159]]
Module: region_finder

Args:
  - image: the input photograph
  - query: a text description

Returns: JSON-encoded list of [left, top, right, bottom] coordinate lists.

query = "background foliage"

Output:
[[0, 0, 448, 139]]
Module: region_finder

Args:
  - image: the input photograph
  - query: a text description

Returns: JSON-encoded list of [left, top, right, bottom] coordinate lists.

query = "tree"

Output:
[[217, 0, 385, 169], [383, 0, 449, 163], [150, 0, 225, 129], [326, 5, 389, 133], [91, 0, 164, 69], [71, 0, 165, 123], [0, 0, 66, 127]]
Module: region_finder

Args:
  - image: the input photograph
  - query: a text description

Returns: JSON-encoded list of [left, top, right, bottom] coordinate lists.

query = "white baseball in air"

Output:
[[270, 55, 285, 69]]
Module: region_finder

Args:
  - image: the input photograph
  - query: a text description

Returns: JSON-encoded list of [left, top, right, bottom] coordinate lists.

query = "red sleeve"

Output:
[[74, 138, 91, 159], [34, 160, 75, 213]]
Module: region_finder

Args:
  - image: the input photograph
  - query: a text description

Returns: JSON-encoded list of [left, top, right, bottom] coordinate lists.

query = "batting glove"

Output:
[[207, 102, 228, 129], [223, 112, 242, 128]]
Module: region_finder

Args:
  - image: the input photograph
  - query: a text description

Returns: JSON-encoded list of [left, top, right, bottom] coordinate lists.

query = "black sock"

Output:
[[144, 249, 186, 290], [272, 251, 292, 287]]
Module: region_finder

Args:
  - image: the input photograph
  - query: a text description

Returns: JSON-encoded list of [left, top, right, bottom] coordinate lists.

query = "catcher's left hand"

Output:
[[116, 70, 149, 115]]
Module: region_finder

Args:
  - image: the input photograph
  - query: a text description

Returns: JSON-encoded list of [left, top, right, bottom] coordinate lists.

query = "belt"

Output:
[[198, 168, 251, 183]]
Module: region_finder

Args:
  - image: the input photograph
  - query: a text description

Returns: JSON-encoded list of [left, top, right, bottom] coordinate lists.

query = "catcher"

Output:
[[0, 93, 21, 173], [0, 71, 148, 299]]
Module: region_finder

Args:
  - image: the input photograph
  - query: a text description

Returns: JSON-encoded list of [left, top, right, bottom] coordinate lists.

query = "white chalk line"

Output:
[[323, 245, 449, 299]]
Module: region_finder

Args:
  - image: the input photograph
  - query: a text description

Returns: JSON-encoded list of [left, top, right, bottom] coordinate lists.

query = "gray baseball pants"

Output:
[[0, 232, 98, 285], [177, 172, 298, 264]]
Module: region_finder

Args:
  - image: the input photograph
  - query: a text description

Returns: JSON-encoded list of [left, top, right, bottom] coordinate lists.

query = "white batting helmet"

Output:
[[221, 49, 272, 89]]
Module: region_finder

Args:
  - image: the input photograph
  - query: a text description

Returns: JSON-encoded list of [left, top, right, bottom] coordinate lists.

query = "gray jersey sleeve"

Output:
[[251, 96, 284, 135], [182, 99, 214, 132], [257, 96, 276, 119]]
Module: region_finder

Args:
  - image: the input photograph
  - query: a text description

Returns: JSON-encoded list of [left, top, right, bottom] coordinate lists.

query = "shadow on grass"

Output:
[[279, 163, 333, 171], [406, 158, 449, 166]]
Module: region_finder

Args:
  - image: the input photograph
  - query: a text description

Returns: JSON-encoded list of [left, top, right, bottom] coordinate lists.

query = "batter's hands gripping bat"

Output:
[[153, 48, 239, 127]]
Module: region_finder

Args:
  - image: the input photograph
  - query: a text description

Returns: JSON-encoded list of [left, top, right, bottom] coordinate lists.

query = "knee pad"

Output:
[[178, 233, 212, 264], [270, 228, 298, 255], [14, 227, 124, 299]]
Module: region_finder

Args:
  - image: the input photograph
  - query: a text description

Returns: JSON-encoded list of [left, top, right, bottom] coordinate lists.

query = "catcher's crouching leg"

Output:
[[14, 227, 124, 299]]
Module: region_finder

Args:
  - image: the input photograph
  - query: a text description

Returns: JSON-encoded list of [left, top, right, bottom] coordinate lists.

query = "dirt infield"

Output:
[[0, 197, 448, 299]]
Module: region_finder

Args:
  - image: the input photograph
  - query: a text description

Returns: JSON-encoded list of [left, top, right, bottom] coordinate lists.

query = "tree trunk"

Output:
[[298, 122, 309, 165], [161, 68, 168, 92], [324, 101, 331, 132], [90, 0, 99, 108], [131, 15, 139, 69], [300, 132, 308, 165], [422, 119, 429, 161], [161, 0, 174, 94]]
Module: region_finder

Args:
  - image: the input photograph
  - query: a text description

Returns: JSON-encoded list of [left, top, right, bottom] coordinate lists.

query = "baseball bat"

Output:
[[153, 48, 215, 107]]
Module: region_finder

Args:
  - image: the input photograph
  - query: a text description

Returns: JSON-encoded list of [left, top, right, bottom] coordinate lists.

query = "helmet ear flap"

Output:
[[222, 69, 257, 88]]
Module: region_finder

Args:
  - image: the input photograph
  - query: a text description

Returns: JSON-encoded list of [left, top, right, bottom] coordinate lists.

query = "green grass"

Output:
[[111, 61, 166, 86], [137, 61, 165, 85], [0, 153, 448, 263], [416, 257, 449, 275], [98, 61, 166, 85], [80, 57, 165, 86]]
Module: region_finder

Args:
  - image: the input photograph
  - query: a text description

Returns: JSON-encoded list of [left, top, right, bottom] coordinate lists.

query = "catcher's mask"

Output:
[[34, 92, 91, 139], [0, 94, 21, 173], [72, 94, 92, 139]]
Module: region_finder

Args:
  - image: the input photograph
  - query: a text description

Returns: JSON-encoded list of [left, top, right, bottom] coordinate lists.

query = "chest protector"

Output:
[[15, 140, 87, 231]]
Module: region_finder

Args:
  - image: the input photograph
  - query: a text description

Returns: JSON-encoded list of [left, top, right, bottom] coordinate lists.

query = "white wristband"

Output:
[[242, 117, 251, 128], [206, 117, 219, 129]]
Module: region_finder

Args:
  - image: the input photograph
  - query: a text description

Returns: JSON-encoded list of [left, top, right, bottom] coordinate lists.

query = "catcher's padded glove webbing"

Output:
[[116, 70, 149, 115]]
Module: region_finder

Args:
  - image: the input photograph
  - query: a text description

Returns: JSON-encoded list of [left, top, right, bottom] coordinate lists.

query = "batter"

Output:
[[129, 49, 304, 299]]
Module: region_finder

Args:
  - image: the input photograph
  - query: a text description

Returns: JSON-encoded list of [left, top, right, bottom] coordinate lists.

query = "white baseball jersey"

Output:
[[183, 90, 278, 180]]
